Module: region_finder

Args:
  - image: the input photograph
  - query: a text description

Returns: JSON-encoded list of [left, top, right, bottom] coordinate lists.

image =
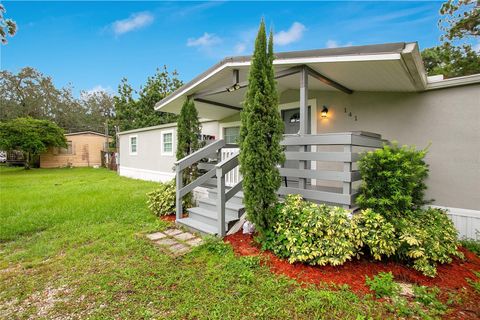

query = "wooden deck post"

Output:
[[175, 166, 183, 220], [216, 166, 226, 237], [343, 144, 352, 209], [299, 66, 309, 189]]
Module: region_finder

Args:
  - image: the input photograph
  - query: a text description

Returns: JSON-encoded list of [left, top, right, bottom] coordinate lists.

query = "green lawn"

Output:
[[0, 167, 398, 319]]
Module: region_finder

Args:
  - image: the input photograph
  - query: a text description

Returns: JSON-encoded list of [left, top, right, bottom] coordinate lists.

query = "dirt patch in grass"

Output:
[[225, 231, 480, 319]]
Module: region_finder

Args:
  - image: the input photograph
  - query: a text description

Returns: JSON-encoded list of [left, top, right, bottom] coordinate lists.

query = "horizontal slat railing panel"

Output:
[[278, 187, 352, 205], [281, 133, 385, 148], [280, 168, 340, 181], [179, 167, 216, 198], [351, 171, 361, 182], [351, 135, 385, 148], [281, 134, 352, 146], [279, 168, 361, 182], [175, 139, 225, 171], [284, 151, 361, 162]]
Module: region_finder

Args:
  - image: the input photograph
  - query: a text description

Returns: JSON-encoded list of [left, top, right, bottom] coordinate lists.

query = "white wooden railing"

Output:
[[221, 148, 241, 187]]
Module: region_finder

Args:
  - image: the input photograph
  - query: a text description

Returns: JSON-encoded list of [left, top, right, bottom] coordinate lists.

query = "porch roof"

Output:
[[154, 42, 476, 120]]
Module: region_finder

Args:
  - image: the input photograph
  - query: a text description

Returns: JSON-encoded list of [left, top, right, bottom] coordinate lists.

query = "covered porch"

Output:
[[155, 43, 424, 236]]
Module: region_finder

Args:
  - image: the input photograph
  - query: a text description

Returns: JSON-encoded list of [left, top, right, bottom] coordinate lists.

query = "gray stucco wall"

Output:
[[280, 84, 480, 210]]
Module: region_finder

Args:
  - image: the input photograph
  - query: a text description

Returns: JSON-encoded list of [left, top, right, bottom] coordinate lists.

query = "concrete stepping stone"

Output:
[[147, 228, 203, 257], [146, 232, 167, 241], [163, 229, 182, 236], [155, 238, 177, 246], [169, 243, 190, 255], [186, 237, 203, 247], [173, 232, 196, 241]]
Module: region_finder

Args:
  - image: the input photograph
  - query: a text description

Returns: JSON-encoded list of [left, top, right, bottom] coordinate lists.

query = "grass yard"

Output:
[[0, 167, 460, 319]]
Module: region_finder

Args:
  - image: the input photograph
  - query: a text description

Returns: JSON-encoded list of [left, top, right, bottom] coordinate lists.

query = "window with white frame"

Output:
[[129, 135, 138, 155], [161, 130, 174, 156], [224, 126, 240, 144]]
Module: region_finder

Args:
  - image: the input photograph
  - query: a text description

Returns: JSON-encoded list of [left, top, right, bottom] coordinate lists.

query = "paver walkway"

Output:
[[146, 228, 203, 256]]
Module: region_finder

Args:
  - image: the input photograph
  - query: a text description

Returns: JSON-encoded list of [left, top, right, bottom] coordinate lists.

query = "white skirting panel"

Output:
[[430, 205, 480, 240], [119, 166, 175, 183], [118, 166, 209, 203]]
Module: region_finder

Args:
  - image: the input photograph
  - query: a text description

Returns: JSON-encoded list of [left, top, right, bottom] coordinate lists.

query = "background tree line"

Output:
[[0, 66, 182, 139], [421, 0, 480, 78], [0, 0, 477, 139]]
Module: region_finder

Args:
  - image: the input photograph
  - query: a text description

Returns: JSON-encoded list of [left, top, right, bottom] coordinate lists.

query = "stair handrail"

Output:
[[215, 152, 242, 237], [175, 139, 226, 220]]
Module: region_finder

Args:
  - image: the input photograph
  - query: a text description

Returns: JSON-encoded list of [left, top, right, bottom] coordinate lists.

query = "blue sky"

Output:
[[1, 1, 451, 96]]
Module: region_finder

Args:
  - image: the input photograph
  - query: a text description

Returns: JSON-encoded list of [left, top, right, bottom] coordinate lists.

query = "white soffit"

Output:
[[155, 43, 425, 117]]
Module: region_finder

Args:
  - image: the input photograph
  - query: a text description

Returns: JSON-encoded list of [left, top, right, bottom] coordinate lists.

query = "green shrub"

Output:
[[365, 272, 400, 298], [467, 271, 480, 294], [394, 208, 463, 277], [460, 234, 480, 256], [413, 285, 446, 313], [264, 195, 361, 266], [263, 196, 461, 277], [146, 180, 189, 216], [353, 209, 397, 260], [357, 143, 430, 219]]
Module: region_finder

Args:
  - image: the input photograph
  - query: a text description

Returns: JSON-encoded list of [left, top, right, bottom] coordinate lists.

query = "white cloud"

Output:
[[85, 85, 113, 95], [274, 22, 306, 46], [187, 32, 221, 47], [234, 43, 246, 54], [112, 12, 154, 35], [326, 40, 353, 49]]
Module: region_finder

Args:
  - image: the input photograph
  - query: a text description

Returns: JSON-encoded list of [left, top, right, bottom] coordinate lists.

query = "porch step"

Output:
[[207, 188, 244, 205], [187, 207, 239, 230], [176, 217, 218, 236], [197, 197, 245, 218]]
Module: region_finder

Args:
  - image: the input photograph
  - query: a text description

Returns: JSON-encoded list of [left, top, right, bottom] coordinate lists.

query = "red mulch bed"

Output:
[[224, 231, 480, 319], [160, 214, 177, 222]]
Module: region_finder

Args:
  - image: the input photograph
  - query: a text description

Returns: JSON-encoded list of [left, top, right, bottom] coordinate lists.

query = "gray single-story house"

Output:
[[118, 42, 479, 238]]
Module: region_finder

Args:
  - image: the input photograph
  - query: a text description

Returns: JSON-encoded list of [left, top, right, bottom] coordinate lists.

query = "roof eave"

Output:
[[154, 42, 425, 111], [425, 73, 480, 90]]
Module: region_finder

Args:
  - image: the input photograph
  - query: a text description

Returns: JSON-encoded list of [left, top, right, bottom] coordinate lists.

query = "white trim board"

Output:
[[119, 166, 175, 183]]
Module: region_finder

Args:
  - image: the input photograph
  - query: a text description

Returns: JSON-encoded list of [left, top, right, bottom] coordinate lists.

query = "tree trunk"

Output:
[[24, 152, 31, 170]]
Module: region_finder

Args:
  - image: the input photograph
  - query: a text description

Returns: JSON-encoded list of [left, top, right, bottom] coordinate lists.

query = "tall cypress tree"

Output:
[[239, 20, 284, 235], [176, 98, 201, 206]]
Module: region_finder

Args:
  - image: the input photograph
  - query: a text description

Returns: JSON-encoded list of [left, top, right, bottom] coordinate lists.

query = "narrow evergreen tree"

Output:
[[239, 21, 284, 235], [176, 98, 201, 206]]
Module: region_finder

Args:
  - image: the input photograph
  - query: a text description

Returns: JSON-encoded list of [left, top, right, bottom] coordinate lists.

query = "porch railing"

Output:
[[175, 139, 242, 236], [279, 131, 386, 208], [221, 148, 241, 187], [215, 153, 242, 236], [175, 139, 226, 220], [175, 131, 386, 237]]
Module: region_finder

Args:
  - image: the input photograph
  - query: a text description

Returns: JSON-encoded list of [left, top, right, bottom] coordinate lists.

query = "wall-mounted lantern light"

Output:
[[321, 106, 329, 118]]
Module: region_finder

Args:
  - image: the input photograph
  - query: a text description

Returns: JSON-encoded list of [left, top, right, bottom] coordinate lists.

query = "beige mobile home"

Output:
[[120, 42, 480, 237], [40, 131, 109, 168]]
